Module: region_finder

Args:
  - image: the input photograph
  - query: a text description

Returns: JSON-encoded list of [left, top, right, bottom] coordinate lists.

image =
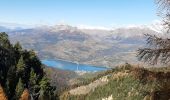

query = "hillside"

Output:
[[60, 64, 170, 100], [44, 66, 77, 92], [0, 32, 57, 100]]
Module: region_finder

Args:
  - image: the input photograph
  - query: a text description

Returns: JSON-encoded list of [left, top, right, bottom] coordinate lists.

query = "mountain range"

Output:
[[0, 23, 160, 67]]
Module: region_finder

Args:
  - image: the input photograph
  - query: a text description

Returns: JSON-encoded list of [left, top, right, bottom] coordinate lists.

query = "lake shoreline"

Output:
[[41, 59, 110, 72]]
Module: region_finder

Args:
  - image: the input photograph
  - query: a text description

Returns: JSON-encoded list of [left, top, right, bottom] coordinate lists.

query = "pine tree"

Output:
[[16, 56, 25, 75], [0, 32, 13, 87], [5, 66, 17, 99], [14, 42, 22, 52], [15, 78, 24, 100], [0, 32, 11, 49], [39, 77, 49, 100], [29, 68, 36, 87], [29, 68, 39, 99], [39, 77, 56, 100], [14, 42, 22, 63], [0, 32, 56, 99]]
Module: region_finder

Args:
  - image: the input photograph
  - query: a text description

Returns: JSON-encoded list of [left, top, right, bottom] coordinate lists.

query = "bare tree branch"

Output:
[[138, 1, 170, 65]]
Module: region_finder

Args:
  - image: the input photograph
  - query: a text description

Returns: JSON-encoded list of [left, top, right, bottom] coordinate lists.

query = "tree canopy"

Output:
[[0, 32, 56, 100]]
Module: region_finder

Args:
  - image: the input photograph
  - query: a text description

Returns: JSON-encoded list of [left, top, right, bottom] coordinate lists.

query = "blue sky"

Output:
[[0, 0, 159, 27]]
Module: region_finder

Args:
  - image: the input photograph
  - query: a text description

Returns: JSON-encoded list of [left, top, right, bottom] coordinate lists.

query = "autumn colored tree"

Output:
[[0, 85, 7, 100], [20, 89, 30, 100]]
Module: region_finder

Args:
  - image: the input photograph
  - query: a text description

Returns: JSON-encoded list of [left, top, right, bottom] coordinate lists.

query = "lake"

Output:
[[42, 59, 109, 72]]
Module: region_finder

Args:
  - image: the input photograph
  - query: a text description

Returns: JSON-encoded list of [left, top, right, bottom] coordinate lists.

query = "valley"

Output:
[[5, 24, 159, 67], [0, 0, 170, 100]]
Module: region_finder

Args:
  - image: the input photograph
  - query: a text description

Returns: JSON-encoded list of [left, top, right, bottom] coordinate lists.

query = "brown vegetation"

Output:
[[132, 67, 170, 100], [20, 89, 30, 100], [0, 85, 7, 100], [132, 67, 170, 81]]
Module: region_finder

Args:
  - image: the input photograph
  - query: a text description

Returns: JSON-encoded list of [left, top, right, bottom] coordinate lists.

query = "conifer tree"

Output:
[[14, 42, 22, 62], [14, 42, 22, 52], [15, 78, 24, 100], [0, 32, 56, 99], [16, 56, 25, 75], [6, 66, 17, 99], [29, 68, 39, 99]]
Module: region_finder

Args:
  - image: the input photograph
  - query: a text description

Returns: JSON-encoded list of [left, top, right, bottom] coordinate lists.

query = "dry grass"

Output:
[[112, 71, 129, 79]]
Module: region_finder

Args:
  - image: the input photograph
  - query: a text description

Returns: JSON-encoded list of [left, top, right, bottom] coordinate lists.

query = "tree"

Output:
[[138, 0, 170, 64], [14, 42, 22, 63], [0, 32, 11, 49], [15, 78, 24, 100], [0, 32, 13, 87], [16, 56, 25, 75], [0, 32, 56, 99], [39, 77, 56, 100], [29, 68, 39, 99], [14, 42, 22, 52], [5, 66, 17, 99], [29, 68, 36, 88]]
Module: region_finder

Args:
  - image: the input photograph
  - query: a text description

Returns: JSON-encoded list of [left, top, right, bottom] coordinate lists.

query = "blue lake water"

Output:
[[42, 59, 108, 72]]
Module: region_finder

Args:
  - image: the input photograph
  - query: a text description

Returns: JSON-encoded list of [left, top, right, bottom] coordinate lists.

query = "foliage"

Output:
[[15, 78, 24, 100], [62, 65, 170, 100], [0, 32, 56, 99]]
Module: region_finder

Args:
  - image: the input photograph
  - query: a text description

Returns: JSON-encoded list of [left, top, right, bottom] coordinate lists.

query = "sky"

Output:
[[0, 0, 159, 27]]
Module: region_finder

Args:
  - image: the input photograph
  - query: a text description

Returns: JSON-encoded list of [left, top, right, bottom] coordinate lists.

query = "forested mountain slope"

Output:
[[0, 32, 57, 100], [60, 64, 170, 100]]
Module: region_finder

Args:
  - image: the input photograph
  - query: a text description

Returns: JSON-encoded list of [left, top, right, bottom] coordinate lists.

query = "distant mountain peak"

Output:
[[77, 25, 111, 30], [50, 24, 78, 33]]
